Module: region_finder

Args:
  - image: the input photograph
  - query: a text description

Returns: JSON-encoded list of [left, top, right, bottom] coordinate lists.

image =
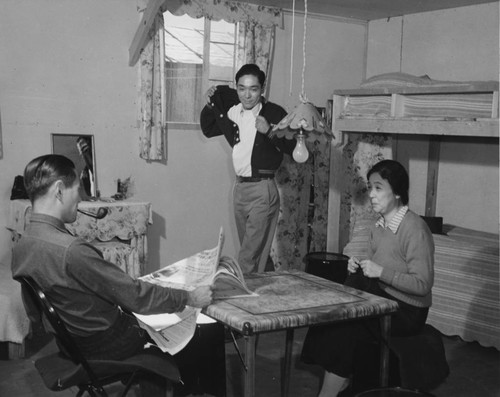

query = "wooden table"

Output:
[[203, 271, 399, 397]]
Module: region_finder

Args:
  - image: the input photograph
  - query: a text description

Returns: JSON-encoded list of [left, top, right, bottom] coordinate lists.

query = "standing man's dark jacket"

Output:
[[200, 85, 295, 175]]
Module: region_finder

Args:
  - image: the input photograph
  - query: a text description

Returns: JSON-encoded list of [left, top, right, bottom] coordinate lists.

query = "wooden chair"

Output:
[[15, 275, 181, 397]]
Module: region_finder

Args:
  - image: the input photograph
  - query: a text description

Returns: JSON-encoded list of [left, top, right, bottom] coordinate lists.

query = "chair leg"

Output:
[[119, 372, 138, 397], [166, 380, 174, 397], [87, 385, 108, 397]]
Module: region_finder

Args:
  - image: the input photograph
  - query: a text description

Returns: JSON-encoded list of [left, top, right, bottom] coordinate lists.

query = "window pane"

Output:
[[209, 20, 235, 84], [164, 13, 204, 64], [163, 13, 236, 123], [165, 63, 203, 123], [164, 12, 204, 122]]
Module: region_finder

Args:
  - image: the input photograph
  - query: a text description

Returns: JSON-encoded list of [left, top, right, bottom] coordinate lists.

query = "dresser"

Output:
[[9, 199, 152, 278]]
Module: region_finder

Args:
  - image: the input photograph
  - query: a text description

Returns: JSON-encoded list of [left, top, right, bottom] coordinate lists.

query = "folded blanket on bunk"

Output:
[[360, 72, 498, 89]]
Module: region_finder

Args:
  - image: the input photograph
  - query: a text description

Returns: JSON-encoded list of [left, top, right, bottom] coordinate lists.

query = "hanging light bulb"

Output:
[[269, 0, 334, 162], [293, 130, 309, 163]]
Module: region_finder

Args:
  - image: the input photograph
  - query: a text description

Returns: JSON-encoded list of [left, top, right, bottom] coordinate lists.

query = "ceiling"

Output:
[[244, 0, 496, 21]]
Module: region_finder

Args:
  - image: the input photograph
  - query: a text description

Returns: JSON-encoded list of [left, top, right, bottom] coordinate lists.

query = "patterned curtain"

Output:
[[309, 135, 331, 252], [340, 133, 393, 245], [164, 0, 283, 28], [271, 134, 331, 271], [271, 155, 312, 271], [137, 13, 166, 161], [236, 23, 276, 96]]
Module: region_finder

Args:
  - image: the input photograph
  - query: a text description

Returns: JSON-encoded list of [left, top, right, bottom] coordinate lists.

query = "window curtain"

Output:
[[340, 134, 393, 244], [138, 13, 166, 161], [137, 0, 283, 161], [236, 23, 276, 96], [270, 134, 331, 271]]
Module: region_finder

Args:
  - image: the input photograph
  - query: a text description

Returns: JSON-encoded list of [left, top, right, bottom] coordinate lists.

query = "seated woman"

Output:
[[301, 159, 434, 396]]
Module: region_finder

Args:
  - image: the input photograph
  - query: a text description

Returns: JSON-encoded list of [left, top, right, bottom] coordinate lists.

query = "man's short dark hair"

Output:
[[367, 159, 409, 205], [24, 154, 77, 202], [235, 64, 266, 86]]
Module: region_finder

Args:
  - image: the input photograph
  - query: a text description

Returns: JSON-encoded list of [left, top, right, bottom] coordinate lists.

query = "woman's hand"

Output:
[[348, 256, 361, 274], [205, 86, 217, 107], [358, 259, 383, 278]]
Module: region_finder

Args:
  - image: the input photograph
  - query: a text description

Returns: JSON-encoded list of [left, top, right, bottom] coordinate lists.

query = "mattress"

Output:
[[343, 219, 500, 350]]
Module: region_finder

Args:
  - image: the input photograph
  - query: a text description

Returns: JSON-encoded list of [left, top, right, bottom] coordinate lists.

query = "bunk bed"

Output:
[[327, 72, 499, 350]]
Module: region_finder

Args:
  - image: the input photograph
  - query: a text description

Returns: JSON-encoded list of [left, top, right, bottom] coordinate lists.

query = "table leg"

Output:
[[379, 314, 391, 387], [244, 335, 256, 397], [281, 328, 294, 397]]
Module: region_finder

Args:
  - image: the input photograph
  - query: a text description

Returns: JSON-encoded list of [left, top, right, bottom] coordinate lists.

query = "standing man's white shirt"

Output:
[[228, 102, 261, 177]]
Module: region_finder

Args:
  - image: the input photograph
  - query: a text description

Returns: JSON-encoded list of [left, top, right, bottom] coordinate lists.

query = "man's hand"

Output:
[[255, 115, 271, 134], [205, 86, 217, 107], [187, 285, 213, 308]]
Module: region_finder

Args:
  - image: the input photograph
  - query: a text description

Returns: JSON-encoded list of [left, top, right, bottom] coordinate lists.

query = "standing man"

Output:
[[200, 64, 294, 274], [12, 154, 213, 396]]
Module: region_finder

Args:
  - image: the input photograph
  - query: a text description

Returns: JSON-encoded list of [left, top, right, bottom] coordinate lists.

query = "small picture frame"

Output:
[[315, 106, 326, 120]]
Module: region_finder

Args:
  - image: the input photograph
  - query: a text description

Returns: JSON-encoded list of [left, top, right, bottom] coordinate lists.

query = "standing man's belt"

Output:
[[237, 170, 275, 183]]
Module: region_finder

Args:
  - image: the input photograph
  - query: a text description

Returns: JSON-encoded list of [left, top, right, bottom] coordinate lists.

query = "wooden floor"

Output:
[[1, 326, 499, 397]]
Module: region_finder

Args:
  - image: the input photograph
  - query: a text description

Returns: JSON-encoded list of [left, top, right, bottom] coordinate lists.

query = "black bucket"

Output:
[[355, 387, 436, 397], [304, 252, 349, 284]]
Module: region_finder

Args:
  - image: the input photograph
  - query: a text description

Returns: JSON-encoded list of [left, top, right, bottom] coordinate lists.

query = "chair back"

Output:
[[15, 276, 102, 386]]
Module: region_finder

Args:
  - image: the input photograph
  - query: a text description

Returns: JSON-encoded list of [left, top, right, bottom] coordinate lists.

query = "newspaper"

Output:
[[134, 227, 256, 354]]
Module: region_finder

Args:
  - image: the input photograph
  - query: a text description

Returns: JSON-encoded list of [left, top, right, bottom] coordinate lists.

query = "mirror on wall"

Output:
[[51, 134, 97, 199]]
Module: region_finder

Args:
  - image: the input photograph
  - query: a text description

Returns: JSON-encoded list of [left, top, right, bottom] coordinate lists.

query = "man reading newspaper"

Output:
[[12, 154, 213, 397]]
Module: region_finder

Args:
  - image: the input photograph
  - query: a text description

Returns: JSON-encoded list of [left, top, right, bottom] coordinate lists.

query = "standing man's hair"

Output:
[[24, 154, 77, 202], [235, 64, 266, 86]]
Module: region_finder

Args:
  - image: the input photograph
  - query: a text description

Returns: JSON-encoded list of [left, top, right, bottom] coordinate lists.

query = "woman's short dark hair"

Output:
[[24, 154, 77, 202], [235, 64, 266, 86], [367, 160, 409, 205]]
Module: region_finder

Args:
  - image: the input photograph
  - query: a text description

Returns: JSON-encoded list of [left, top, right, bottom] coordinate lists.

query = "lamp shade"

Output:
[[272, 101, 333, 141]]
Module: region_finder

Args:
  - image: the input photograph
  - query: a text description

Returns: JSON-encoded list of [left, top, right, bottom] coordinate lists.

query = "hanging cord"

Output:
[[300, 0, 308, 103], [289, 0, 296, 96]]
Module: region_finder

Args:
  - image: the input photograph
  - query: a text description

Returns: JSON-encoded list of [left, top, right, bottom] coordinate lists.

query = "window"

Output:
[[164, 12, 237, 124]]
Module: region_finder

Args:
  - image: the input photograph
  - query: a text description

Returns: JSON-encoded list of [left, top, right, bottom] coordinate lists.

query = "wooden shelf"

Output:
[[335, 117, 499, 137]]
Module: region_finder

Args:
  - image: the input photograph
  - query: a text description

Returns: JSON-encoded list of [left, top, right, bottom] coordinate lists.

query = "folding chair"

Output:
[[15, 275, 181, 397]]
